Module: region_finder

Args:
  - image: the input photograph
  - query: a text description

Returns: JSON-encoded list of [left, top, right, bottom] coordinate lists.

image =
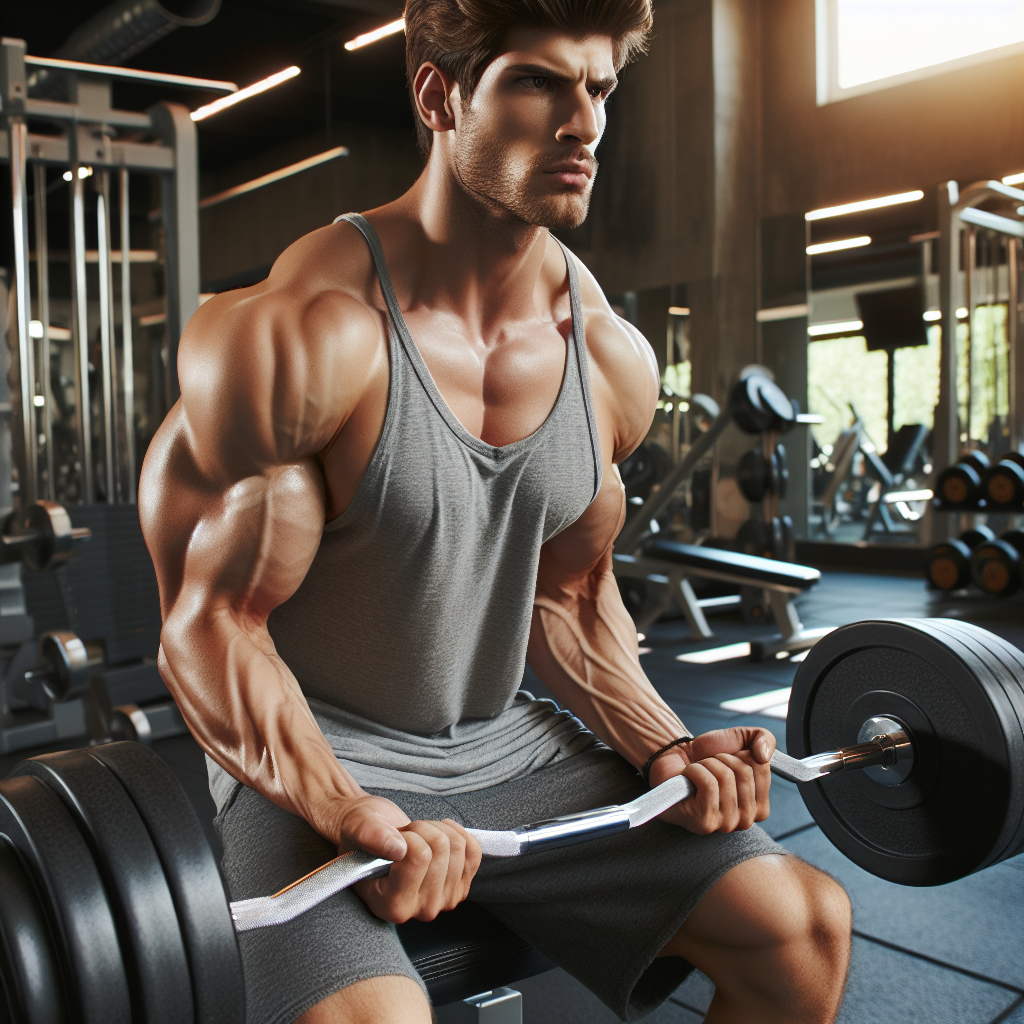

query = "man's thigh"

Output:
[[445, 747, 786, 1021], [215, 783, 433, 1024]]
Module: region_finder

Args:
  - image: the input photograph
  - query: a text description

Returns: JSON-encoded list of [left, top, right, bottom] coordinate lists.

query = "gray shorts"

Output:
[[215, 746, 785, 1024]]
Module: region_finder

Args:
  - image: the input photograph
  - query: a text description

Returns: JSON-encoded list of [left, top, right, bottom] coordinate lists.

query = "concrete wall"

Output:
[[199, 120, 421, 290]]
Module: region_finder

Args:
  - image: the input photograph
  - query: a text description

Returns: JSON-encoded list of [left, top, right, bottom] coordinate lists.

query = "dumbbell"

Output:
[[970, 530, 1024, 596], [0, 500, 90, 571], [925, 525, 996, 591], [736, 515, 794, 562], [981, 452, 1024, 509], [737, 445, 789, 503], [22, 630, 94, 702], [934, 452, 991, 507]]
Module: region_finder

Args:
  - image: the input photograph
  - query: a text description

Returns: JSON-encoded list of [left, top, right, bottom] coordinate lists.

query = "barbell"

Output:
[[0, 501, 91, 572], [1, 617, 1022, 1022]]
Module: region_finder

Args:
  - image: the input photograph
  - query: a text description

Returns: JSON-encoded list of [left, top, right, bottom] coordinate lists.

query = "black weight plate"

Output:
[[729, 376, 775, 434], [960, 525, 996, 549], [963, 451, 991, 476], [1001, 452, 1024, 473], [0, 837, 66, 1024], [13, 751, 193, 1024], [752, 377, 796, 431], [91, 743, 244, 1024], [780, 515, 795, 562], [773, 445, 790, 498], [737, 449, 768, 502], [0, 774, 130, 1022], [736, 517, 771, 558], [926, 539, 972, 591], [1000, 529, 1024, 557], [769, 516, 785, 561], [925, 614, 1024, 864], [935, 464, 981, 505], [984, 460, 1024, 507], [970, 540, 1021, 596], [788, 619, 1015, 885]]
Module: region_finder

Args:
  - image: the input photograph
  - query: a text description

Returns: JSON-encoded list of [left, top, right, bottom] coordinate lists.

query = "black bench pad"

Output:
[[398, 901, 555, 1006], [642, 539, 820, 591]]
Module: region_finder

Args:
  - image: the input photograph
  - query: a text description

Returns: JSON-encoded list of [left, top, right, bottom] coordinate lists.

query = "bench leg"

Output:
[[674, 574, 713, 640], [435, 988, 522, 1023], [749, 592, 834, 661]]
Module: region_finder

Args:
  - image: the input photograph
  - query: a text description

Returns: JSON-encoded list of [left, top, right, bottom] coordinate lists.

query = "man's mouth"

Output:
[[543, 161, 595, 189]]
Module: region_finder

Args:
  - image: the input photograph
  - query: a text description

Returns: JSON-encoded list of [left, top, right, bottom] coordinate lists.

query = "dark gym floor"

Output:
[[2, 571, 1022, 1023]]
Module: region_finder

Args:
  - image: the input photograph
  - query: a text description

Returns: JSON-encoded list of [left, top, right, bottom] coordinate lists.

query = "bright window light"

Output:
[[923, 309, 942, 321], [957, 307, 969, 319], [806, 190, 923, 221], [807, 235, 871, 255], [62, 166, 93, 182], [837, 0, 1024, 89], [1004, 172, 1024, 185], [809, 319, 864, 336], [191, 66, 300, 121], [345, 18, 405, 51]]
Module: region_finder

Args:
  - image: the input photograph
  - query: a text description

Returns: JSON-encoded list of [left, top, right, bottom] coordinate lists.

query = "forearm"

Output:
[[160, 607, 364, 840], [527, 564, 689, 771]]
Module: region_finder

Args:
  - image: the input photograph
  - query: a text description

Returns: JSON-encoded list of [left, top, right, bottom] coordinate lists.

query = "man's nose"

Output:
[[555, 84, 602, 148]]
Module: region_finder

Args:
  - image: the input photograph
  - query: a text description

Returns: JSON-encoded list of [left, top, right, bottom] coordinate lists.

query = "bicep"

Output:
[[141, 411, 326, 635]]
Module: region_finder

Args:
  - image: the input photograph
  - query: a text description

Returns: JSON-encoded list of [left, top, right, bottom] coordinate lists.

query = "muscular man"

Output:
[[141, 1, 851, 1021]]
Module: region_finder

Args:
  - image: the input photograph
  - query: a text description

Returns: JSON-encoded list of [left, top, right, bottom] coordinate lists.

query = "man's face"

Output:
[[450, 27, 617, 231]]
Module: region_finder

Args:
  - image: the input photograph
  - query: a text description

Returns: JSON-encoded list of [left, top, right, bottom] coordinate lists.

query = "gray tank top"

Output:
[[210, 215, 605, 802]]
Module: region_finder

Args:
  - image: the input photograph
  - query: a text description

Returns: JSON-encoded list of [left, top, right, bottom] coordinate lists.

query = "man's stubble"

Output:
[[453, 104, 598, 231]]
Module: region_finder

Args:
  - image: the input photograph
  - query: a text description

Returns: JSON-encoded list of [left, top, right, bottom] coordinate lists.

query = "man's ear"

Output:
[[413, 62, 458, 135]]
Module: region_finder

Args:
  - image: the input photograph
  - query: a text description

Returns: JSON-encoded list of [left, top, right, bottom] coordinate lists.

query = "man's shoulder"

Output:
[[551, 240, 660, 454], [177, 219, 387, 463]]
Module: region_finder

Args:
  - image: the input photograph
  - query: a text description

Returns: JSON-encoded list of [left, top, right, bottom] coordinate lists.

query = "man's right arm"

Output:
[[139, 276, 410, 860]]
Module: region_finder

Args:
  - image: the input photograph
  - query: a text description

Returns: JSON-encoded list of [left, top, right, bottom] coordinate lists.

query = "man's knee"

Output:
[[296, 974, 431, 1024]]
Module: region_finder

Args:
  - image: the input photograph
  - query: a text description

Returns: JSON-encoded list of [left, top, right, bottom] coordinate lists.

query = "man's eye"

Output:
[[525, 76, 547, 89]]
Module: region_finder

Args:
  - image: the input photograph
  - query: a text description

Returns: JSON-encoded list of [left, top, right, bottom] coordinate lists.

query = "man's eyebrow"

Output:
[[505, 62, 617, 92]]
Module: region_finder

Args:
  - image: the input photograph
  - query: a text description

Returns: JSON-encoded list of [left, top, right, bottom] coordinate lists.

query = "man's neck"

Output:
[[386, 154, 560, 337]]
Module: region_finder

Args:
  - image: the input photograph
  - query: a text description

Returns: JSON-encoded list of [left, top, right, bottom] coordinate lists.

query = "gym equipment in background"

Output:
[[2, 617, 1023, 1021], [981, 453, 1024, 509], [615, 370, 826, 655]]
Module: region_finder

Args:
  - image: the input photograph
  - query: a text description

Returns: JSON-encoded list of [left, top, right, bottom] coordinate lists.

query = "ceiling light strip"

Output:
[[191, 66, 301, 121], [345, 18, 406, 51], [805, 190, 924, 221], [808, 319, 863, 337], [806, 235, 871, 255]]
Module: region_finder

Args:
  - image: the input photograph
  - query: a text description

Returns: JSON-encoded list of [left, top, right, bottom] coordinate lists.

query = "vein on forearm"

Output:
[[531, 565, 687, 769]]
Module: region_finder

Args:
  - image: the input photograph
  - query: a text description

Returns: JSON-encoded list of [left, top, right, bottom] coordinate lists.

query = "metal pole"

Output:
[[149, 102, 200, 406], [9, 116, 37, 508], [965, 227, 975, 445], [120, 167, 136, 502], [70, 173, 94, 503], [1011, 238, 1022, 453], [32, 162, 54, 501], [96, 175, 117, 502]]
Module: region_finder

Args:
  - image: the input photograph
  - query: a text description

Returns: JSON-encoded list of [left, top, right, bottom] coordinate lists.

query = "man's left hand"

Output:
[[649, 727, 775, 834]]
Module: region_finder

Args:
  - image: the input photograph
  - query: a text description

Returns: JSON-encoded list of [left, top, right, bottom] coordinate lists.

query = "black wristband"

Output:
[[641, 734, 695, 786]]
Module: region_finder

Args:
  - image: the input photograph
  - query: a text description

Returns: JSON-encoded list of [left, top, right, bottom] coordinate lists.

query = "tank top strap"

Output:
[[334, 212, 407, 332], [555, 238, 603, 502]]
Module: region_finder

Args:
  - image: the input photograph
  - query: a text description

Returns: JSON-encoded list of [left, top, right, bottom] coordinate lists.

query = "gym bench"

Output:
[[613, 540, 829, 659]]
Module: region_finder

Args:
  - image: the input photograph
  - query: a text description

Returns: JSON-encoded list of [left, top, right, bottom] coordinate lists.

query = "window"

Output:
[[816, 0, 1024, 105]]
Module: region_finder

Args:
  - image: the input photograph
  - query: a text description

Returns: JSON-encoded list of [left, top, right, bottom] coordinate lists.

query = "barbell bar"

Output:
[[0, 501, 91, 572]]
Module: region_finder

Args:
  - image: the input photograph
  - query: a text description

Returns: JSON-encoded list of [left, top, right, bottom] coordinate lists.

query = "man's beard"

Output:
[[453, 108, 598, 231]]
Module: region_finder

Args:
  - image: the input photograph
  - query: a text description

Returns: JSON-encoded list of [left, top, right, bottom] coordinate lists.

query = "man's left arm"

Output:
[[525, 295, 774, 834]]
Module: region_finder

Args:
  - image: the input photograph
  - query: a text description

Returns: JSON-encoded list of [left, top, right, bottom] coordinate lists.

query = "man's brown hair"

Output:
[[404, 0, 654, 159]]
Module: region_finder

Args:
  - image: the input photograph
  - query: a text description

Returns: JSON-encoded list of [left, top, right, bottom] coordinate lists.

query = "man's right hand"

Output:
[[337, 794, 483, 924]]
